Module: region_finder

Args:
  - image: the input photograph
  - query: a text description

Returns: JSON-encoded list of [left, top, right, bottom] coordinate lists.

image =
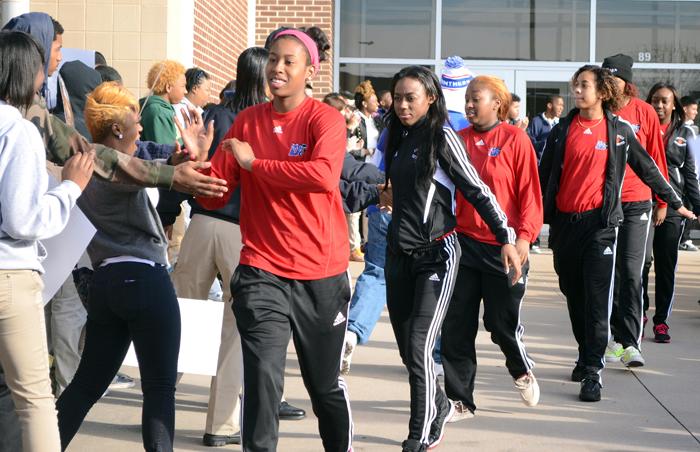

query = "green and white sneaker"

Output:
[[604, 341, 624, 362], [620, 346, 645, 367]]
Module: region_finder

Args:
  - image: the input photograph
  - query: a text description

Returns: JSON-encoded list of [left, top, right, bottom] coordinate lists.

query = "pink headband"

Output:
[[275, 29, 320, 73]]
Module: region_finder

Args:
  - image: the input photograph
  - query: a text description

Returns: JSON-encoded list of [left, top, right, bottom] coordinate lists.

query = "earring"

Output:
[[117, 133, 123, 140]]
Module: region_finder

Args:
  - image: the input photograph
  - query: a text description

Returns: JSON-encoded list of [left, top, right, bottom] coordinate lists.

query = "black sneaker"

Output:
[[579, 378, 602, 402], [203, 432, 241, 447], [571, 365, 586, 382], [279, 401, 306, 420], [402, 439, 426, 452], [428, 400, 454, 449]]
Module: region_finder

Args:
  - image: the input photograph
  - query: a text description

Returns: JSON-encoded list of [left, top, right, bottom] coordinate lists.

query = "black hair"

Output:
[[547, 94, 563, 104], [646, 82, 684, 142], [385, 65, 450, 187], [223, 47, 268, 114], [510, 93, 521, 103], [95, 65, 122, 83], [219, 79, 235, 101], [0, 31, 45, 110], [378, 90, 391, 98], [354, 92, 364, 110], [269, 26, 331, 66], [185, 67, 210, 93], [94, 51, 107, 66], [680, 95, 698, 108], [571, 65, 623, 112], [51, 17, 64, 40]]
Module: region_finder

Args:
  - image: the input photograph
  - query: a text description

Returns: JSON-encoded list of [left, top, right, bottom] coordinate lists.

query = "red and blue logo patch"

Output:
[[288, 143, 308, 157]]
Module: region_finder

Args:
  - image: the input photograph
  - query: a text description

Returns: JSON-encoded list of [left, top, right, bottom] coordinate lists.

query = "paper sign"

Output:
[[41, 174, 96, 304], [123, 298, 224, 376]]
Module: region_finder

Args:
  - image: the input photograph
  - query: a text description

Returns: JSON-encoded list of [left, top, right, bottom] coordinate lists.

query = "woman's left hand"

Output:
[[515, 238, 530, 265], [501, 243, 522, 286], [677, 206, 698, 222], [176, 106, 214, 162], [653, 206, 667, 226], [170, 141, 191, 166], [222, 138, 256, 171]]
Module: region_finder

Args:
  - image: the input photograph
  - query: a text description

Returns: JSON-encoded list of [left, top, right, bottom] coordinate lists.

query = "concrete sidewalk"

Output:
[[68, 251, 700, 451]]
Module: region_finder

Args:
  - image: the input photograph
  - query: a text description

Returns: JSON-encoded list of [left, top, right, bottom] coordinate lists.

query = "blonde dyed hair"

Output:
[[146, 60, 186, 95], [84, 81, 140, 143], [469, 75, 512, 121], [354, 80, 375, 103]]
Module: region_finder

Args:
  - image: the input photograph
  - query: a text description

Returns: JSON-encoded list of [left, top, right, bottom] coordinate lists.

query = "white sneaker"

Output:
[[679, 240, 698, 252], [514, 371, 540, 407], [447, 400, 474, 423], [604, 340, 624, 362], [620, 346, 645, 367], [530, 245, 543, 254], [341, 331, 358, 375], [434, 363, 444, 377]]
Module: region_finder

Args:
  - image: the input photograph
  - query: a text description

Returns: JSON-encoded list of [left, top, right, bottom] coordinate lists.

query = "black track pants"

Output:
[[549, 210, 617, 380], [231, 265, 353, 452], [385, 234, 460, 444], [442, 234, 534, 412], [611, 201, 652, 349], [642, 217, 685, 325]]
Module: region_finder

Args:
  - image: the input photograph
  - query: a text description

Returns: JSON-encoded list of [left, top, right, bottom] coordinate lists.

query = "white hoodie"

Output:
[[0, 101, 81, 273]]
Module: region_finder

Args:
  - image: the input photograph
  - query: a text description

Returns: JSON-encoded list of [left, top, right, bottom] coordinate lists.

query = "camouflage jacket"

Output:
[[24, 95, 175, 188]]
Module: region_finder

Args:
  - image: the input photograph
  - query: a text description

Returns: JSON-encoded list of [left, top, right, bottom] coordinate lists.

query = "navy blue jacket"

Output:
[[527, 113, 556, 162]]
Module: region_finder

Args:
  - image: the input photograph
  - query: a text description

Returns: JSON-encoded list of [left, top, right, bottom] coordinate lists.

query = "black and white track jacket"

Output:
[[664, 124, 700, 217], [386, 118, 516, 254]]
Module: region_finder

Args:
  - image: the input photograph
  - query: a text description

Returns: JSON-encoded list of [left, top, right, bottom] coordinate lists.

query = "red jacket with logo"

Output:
[[197, 97, 349, 280], [616, 97, 669, 207], [456, 123, 543, 245]]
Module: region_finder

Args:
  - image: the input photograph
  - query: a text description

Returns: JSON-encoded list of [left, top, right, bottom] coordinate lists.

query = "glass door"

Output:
[[514, 69, 576, 123]]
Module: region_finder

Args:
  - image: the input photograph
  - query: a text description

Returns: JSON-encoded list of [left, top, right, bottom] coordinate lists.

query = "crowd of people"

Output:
[[0, 12, 699, 452]]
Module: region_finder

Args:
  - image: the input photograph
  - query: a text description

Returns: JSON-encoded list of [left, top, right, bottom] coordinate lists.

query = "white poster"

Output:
[[41, 174, 96, 304], [123, 298, 224, 376]]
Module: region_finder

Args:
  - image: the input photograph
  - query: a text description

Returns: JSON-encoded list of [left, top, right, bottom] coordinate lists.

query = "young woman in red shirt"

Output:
[[642, 83, 700, 342], [441, 76, 542, 422], [197, 27, 353, 452], [601, 54, 669, 366], [539, 65, 695, 402]]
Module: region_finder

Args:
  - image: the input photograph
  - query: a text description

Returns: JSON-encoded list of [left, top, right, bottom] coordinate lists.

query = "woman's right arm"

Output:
[[1, 122, 91, 241]]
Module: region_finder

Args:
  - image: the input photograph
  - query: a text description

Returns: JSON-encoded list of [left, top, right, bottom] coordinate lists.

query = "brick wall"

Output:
[[256, 0, 334, 97], [193, 0, 248, 103]]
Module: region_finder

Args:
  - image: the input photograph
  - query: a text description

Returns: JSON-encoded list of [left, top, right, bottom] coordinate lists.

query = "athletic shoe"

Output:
[[579, 378, 602, 402], [109, 373, 136, 390], [604, 341, 624, 362], [447, 400, 475, 423], [341, 331, 358, 375], [279, 401, 306, 420], [514, 371, 540, 407], [349, 248, 365, 262], [653, 323, 671, 343], [530, 245, 543, 254], [642, 315, 648, 339], [679, 240, 698, 251], [620, 346, 645, 367], [428, 399, 454, 449], [402, 439, 426, 452], [571, 365, 586, 382], [203, 432, 241, 447]]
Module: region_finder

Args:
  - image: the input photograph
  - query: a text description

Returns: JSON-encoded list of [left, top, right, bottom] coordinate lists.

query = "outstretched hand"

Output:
[[172, 161, 227, 197], [175, 106, 215, 162]]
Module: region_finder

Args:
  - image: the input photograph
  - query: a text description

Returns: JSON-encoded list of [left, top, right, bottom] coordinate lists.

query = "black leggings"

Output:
[[57, 263, 181, 452]]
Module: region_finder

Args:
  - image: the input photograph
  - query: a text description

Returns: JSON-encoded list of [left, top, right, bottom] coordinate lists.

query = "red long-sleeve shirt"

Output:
[[456, 123, 543, 245], [196, 97, 349, 280], [557, 115, 609, 213], [616, 97, 669, 207]]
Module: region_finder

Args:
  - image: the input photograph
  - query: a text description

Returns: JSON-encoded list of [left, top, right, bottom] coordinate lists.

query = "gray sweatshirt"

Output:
[[77, 176, 168, 268], [0, 102, 81, 273]]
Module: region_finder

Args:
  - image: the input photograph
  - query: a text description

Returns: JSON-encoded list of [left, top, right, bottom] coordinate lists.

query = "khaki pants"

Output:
[[172, 214, 243, 435], [0, 270, 60, 452], [167, 202, 190, 264], [346, 211, 362, 251]]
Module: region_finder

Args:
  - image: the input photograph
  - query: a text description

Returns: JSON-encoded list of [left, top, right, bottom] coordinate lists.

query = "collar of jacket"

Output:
[[399, 115, 429, 136]]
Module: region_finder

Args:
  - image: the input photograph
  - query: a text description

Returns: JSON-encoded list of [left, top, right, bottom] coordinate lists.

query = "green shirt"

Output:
[[139, 95, 180, 145]]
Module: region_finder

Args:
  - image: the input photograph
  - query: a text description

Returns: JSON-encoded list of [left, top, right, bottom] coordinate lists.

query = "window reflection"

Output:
[[597, 1, 700, 64], [339, 63, 434, 95], [339, 0, 436, 59], [441, 0, 590, 61]]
